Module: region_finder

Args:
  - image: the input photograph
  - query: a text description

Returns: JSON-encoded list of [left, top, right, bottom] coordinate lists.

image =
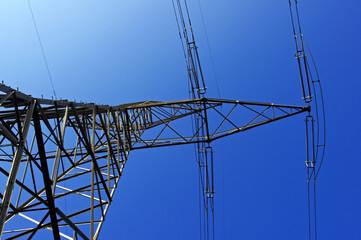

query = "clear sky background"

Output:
[[0, 0, 360, 239]]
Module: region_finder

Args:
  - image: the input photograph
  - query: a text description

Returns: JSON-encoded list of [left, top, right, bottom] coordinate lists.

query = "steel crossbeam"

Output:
[[0, 84, 308, 239]]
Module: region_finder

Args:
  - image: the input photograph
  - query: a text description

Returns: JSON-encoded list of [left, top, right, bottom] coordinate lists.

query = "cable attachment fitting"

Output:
[[305, 115, 315, 168]]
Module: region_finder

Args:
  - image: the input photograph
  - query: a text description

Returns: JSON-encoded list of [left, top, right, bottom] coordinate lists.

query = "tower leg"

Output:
[[0, 100, 35, 238]]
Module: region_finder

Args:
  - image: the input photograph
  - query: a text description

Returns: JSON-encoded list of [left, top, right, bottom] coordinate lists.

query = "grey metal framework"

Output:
[[0, 83, 308, 239]]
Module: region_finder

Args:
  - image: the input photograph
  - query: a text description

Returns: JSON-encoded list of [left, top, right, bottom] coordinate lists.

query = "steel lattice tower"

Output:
[[0, 83, 308, 239], [0, 0, 326, 239]]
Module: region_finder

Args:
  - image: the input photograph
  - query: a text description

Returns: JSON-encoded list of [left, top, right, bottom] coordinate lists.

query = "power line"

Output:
[[288, 1, 326, 239], [197, 0, 221, 98], [27, 0, 57, 99], [172, 1, 215, 239]]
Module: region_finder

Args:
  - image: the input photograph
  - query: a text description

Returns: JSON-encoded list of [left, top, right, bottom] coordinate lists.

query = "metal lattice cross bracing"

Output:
[[0, 84, 308, 239]]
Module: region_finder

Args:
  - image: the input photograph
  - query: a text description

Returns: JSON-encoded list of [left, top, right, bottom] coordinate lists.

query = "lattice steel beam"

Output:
[[0, 84, 308, 239]]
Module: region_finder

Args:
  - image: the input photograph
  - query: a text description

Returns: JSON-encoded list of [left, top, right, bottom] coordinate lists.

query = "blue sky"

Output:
[[0, 0, 360, 239]]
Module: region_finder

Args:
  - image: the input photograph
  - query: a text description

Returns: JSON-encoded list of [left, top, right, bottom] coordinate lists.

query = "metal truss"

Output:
[[0, 84, 309, 239]]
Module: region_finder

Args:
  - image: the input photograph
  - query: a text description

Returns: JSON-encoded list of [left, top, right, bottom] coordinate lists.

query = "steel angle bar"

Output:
[[4, 211, 50, 240], [0, 122, 18, 145], [240, 104, 272, 120], [201, 101, 211, 142], [147, 107, 189, 143], [15, 133, 36, 207], [235, 107, 273, 132], [209, 105, 273, 134], [33, 106, 61, 240], [7, 212, 72, 240], [95, 107, 120, 176], [69, 104, 111, 200], [27, 211, 51, 240], [0, 91, 14, 107], [51, 106, 69, 194], [210, 107, 308, 141], [0, 193, 17, 213], [122, 110, 132, 150], [0, 166, 51, 221], [55, 208, 89, 240], [11, 202, 105, 239], [189, 117, 207, 142], [210, 103, 237, 138], [36, 105, 75, 168], [146, 108, 198, 130], [55, 184, 107, 203], [0, 100, 35, 238], [110, 108, 126, 164]]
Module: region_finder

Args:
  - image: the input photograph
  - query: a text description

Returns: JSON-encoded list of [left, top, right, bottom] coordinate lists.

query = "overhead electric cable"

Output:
[[307, 168, 311, 240], [197, 0, 221, 98], [303, 38, 326, 179], [288, 1, 326, 239], [27, 0, 57, 99], [172, 0, 188, 63], [313, 178, 318, 240], [172, 1, 214, 239]]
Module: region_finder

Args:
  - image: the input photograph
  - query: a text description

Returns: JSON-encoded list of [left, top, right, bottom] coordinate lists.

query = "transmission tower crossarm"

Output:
[[0, 85, 309, 152], [123, 98, 309, 149], [0, 84, 309, 239]]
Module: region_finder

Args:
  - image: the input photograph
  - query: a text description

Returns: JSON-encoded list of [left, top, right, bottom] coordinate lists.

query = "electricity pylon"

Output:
[[0, 0, 325, 239], [0, 83, 308, 239]]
